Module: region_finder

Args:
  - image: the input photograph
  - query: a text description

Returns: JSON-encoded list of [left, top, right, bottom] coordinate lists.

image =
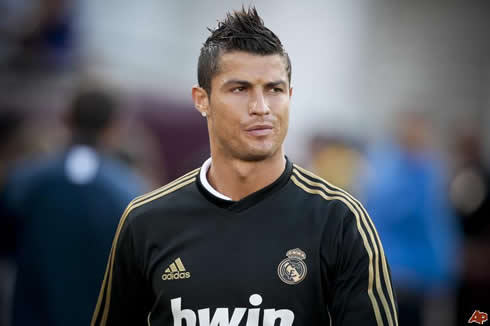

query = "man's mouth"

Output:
[[245, 124, 273, 136]]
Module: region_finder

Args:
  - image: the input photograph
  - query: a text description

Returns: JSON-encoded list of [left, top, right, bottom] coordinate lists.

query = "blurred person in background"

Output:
[[308, 135, 365, 194], [2, 88, 145, 326], [359, 110, 461, 325], [0, 109, 29, 326], [448, 122, 490, 324], [0, 0, 76, 73], [92, 7, 397, 326]]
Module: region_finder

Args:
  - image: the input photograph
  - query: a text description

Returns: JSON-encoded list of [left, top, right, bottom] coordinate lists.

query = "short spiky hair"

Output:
[[197, 6, 291, 95]]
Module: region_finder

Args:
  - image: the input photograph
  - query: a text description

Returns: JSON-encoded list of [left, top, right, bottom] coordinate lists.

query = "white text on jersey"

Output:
[[171, 294, 294, 326]]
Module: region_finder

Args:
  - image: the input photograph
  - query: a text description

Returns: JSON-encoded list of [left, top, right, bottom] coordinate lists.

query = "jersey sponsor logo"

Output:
[[171, 294, 294, 326], [277, 248, 307, 285], [162, 258, 191, 280], [469, 310, 488, 324]]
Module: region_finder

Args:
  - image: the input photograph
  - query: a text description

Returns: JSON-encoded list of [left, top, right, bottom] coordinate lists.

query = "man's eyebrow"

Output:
[[265, 80, 288, 88], [221, 80, 252, 88], [221, 79, 288, 88]]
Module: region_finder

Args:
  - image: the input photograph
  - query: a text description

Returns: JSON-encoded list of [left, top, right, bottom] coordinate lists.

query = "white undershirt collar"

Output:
[[199, 157, 233, 201]]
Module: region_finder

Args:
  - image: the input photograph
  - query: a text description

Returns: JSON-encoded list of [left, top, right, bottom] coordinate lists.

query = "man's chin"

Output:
[[236, 146, 279, 162]]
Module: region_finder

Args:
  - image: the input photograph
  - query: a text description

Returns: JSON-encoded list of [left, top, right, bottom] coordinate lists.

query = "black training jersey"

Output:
[[91, 158, 398, 326]]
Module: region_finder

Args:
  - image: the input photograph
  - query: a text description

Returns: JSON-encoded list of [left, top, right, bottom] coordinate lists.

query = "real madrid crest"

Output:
[[277, 248, 307, 285]]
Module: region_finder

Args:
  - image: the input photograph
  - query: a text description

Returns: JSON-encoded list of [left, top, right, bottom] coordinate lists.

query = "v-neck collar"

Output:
[[196, 157, 293, 213]]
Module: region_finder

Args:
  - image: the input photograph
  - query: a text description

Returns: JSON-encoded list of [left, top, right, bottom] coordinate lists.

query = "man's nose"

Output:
[[249, 90, 271, 115]]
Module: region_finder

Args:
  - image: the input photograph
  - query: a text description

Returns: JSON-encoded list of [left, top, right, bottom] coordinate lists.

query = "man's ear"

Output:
[[192, 86, 210, 117]]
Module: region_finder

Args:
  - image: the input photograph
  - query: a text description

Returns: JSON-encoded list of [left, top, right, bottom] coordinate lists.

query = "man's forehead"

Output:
[[215, 51, 288, 81]]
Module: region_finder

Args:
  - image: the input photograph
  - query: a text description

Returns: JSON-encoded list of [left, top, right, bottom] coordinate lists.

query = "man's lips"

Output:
[[245, 124, 274, 136]]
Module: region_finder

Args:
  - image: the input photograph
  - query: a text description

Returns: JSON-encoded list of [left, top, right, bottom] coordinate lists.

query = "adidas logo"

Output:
[[162, 258, 191, 281]]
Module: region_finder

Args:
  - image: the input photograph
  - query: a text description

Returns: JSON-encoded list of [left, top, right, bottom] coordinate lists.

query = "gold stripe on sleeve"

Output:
[[100, 177, 196, 326], [293, 165, 398, 325], [90, 250, 113, 326], [131, 168, 200, 205], [91, 171, 198, 326], [293, 166, 397, 325], [290, 174, 384, 326]]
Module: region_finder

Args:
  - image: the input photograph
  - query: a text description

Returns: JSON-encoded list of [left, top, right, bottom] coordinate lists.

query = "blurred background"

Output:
[[1, 0, 489, 325]]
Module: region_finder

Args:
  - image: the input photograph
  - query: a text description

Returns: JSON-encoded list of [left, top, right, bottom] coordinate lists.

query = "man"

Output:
[[4, 89, 145, 326], [358, 111, 460, 325], [449, 124, 490, 324], [0, 109, 27, 326], [92, 7, 397, 326]]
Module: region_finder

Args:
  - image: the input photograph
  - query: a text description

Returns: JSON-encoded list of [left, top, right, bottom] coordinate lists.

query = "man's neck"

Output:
[[207, 150, 286, 201]]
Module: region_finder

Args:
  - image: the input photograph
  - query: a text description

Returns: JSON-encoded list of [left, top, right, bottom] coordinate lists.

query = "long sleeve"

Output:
[[322, 200, 398, 326], [91, 208, 152, 326]]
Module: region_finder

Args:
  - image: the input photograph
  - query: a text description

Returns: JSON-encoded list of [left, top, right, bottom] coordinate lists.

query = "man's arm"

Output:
[[322, 200, 398, 326], [91, 207, 152, 326]]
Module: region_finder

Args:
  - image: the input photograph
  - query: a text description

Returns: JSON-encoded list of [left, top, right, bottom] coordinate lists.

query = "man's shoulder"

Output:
[[289, 163, 363, 214], [123, 168, 201, 223], [289, 164, 374, 243]]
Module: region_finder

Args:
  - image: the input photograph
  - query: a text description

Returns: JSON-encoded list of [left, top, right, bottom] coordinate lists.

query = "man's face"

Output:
[[205, 51, 291, 162]]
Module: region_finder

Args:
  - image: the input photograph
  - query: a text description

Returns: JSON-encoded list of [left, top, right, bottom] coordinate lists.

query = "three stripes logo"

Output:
[[162, 258, 191, 281]]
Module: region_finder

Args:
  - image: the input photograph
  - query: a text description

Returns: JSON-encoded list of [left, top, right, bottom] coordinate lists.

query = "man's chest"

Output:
[[141, 212, 329, 325]]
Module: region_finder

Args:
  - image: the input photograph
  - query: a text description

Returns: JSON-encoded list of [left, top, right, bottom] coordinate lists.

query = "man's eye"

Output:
[[271, 87, 284, 93], [232, 87, 245, 93]]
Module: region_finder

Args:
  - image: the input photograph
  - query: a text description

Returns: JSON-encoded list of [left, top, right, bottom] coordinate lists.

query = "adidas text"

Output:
[[162, 272, 191, 280], [171, 294, 294, 326]]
